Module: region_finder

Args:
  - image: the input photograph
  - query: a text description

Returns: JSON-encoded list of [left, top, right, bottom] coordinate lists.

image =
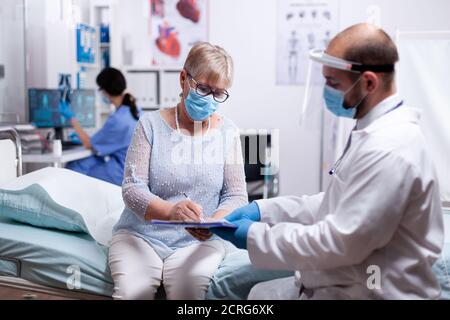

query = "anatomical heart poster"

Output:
[[150, 0, 209, 67]]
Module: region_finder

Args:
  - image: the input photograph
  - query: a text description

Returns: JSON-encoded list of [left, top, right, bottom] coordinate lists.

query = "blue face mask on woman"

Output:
[[101, 92, 111, 105], [184, 88, 219, 121], [323, 77, 367, 119]]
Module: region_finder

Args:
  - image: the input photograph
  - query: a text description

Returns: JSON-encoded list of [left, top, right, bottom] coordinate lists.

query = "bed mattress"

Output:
[[0, 216, 113, 297]]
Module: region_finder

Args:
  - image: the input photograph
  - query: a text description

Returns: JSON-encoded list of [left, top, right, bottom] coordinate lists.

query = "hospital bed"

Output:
[[0, 215, 113, 299], [0, 126, 449, 300], [0, 127, 112, 299]]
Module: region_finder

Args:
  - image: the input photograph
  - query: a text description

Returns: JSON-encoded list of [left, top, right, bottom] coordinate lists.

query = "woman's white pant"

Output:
[[108, 233, 226, 300]]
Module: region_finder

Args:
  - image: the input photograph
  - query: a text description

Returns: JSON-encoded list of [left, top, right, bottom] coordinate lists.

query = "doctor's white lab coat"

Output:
[[249, 95, 444, 300]]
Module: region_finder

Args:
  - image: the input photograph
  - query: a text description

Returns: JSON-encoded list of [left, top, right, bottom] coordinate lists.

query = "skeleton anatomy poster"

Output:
[[276, 0, 338, 85]]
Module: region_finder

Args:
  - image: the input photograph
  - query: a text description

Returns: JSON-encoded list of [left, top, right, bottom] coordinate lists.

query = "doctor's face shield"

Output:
[[300, 48, 395, 121]]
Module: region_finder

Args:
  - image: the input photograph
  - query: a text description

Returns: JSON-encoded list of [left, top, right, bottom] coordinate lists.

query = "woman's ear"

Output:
[[179, 70, 188, 99], [180, 69, 187, 88]]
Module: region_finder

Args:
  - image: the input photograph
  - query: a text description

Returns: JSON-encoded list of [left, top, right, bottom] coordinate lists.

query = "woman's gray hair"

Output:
[[184, 42, 234, 88]]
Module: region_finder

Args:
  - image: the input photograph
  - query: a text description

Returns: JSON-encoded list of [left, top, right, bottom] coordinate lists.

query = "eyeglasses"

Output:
[[187, 73, 230, 103]]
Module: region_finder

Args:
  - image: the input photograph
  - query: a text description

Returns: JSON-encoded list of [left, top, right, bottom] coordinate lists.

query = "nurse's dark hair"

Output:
[[332, 24, 399, 90], [96, 67, 140, 120]]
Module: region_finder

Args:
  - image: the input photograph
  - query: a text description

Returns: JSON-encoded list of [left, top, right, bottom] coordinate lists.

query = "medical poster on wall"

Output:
[[276, 0, 339, 85], [150, 0, 209, 67]]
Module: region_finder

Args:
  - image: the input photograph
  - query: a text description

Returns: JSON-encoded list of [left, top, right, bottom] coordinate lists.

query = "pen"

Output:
[[183, 193, 204, 223]]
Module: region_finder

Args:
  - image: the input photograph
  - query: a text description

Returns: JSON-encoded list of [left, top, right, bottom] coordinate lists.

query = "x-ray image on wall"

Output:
[[276, 0, 339, 86]]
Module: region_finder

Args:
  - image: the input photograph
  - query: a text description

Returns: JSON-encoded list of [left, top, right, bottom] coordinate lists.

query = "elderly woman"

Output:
[[108, 43, 248, 300]]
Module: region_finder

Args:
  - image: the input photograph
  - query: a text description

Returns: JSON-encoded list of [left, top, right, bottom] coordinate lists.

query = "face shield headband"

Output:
[[309, 49, 395, 73], [298, 48, 395, 125]]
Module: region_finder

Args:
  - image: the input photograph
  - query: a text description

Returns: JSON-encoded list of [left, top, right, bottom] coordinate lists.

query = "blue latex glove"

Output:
[[224, 202, 261, 223], [211, 218, 254, 249], [69, 132, 82, 145], [59, 101, 74, 120]]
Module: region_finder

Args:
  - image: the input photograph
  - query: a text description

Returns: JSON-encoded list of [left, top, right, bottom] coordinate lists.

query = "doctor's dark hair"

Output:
[[333, 24, 399, 90], [96, 67, 140, 120]]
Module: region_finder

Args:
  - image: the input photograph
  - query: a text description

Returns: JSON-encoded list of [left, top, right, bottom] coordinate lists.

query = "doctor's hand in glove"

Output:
[[210, 218, 255, 250], [186, 203, 261, 243], [58, 101, 75, 120], [69, 132, 82, 145], [223, 202, 261, 223]]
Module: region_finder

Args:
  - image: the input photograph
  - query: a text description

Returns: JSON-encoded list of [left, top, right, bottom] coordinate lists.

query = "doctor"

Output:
[[211, 23, 444, 299], [61, 68, 140, 186]]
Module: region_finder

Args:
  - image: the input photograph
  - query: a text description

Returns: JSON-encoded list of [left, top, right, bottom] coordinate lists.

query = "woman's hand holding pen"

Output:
[[168, 199, 203, 222]]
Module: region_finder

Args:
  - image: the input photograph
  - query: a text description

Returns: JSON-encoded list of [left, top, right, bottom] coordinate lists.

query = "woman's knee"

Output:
[[112, 276, 160, 300], [164, 274, 212, 300], [108, 233, 163, 300], [163, 241, 226, 300]]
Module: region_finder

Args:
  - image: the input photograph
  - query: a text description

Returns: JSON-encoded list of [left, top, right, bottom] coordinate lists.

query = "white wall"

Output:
[[21, 0, 450, 196], [397, 33, 450, 202], [0, 0, 26, 123], [208, 0, 318, 196], [113, 0, 152, 68], [207, 0, 450, 196], [339, 0, 450, 34], [25, 0, 89, 89]]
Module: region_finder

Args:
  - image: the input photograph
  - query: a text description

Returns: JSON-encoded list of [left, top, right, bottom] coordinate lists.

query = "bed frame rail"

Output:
[[0, 127, 22, 178]]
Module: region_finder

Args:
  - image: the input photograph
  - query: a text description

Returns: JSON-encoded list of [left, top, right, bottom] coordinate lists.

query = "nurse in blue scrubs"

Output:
[[61, 68, 140, 186]]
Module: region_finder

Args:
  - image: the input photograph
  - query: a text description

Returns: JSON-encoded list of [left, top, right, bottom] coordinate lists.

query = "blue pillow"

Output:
[[0, 168, 125, 246], [0, 184, 87, 233], [207, 249, 294, 300]]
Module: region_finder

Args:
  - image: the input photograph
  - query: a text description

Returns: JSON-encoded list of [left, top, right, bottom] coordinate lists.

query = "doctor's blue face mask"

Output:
[[308, 49, 388, 119], [323, 77, 367, 119]]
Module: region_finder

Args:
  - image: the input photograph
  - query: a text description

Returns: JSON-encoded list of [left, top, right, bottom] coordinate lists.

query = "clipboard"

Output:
[[149, 219, 237, 229]]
